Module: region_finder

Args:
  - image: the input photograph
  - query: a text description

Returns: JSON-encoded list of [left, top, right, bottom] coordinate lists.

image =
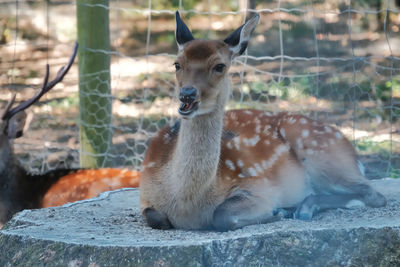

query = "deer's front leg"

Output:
[[143, 207, 173, 230], [212, 191, 280, 232]]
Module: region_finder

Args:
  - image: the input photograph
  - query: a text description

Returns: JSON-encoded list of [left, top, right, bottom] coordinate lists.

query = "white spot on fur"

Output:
[[263, 125, 271, 135], [261, 160, 268, 169], [300, 118, 307, 124], [233, 137, 241, 150], [261, 144, 290, 170], [324, 126, 332, 133], [248, 167, 258, 177], [254, 163, 263, 173], [280, 128, 286, 138], [275, 143, 290, 153], [264, 111, 272, 116], [244, 110, 253, 115], [237, 159, 244, 168], [226, 141, 233, 149], [255, 124, 261, 134], [302, 129, 309, 137], [287, 117, 297, 124], [148, 162, 156, 168], [311, 140, 318, 146], [238, 173, 245, 178], [313, 130, 325, 134], [225, 160, 235, 171], [264, 140, 270, 145], [243, 135, 260, 146], [272, 131, 278, 139]]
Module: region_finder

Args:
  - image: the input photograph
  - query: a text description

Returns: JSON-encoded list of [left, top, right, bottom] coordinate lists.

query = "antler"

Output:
[[1, 93, 17, 120], [2, 42, 79, 121]]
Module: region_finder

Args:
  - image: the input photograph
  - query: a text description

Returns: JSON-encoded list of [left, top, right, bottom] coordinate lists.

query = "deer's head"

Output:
[[174, 11, 259, 119], [0, 95, 27, 171]]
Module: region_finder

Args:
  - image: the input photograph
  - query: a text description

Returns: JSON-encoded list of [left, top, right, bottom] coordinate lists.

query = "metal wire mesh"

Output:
[[0, 0, 399, 179]]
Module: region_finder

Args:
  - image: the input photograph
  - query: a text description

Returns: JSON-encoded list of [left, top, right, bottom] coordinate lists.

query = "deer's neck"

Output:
[[0, 140, 11, 176], [0, 140, 43, 205], [0, 142, 19, 183], [0, 142, 25, 212], [171, 103, 225, 198]]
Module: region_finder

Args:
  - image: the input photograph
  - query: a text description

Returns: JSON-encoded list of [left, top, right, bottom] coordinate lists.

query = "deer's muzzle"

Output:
[[178, 86, 199, 116]]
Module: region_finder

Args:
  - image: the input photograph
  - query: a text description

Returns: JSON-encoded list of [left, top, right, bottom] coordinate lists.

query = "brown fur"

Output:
[[185, 40, 227, 60]]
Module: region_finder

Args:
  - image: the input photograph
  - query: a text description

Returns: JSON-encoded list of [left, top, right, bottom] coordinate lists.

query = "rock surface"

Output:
[[1, 179, 400, 266]]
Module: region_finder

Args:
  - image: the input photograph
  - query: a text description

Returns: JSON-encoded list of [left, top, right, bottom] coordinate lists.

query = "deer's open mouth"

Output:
[[178, 101, 199, 116]]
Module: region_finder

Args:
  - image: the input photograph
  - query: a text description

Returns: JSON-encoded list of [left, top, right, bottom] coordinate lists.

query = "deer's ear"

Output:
[[6, 111, 27, 139], [224, 14, 260, 59], [175, 11, 194, 51]]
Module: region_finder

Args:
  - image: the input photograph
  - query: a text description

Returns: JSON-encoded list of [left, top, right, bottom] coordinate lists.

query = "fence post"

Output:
[[77, 0, 112, 168]]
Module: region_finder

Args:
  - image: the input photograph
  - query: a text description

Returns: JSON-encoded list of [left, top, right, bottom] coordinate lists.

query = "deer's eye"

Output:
[[174, 62, 181, 71], [213, 63, 226, 73]]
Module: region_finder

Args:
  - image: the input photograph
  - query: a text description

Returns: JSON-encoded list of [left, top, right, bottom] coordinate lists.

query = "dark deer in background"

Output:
[[0, 43, 139, 226]]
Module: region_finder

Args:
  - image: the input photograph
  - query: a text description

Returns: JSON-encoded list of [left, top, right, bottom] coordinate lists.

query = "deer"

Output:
[[0, 43, 139, 226], [139, 11, 387, 231]]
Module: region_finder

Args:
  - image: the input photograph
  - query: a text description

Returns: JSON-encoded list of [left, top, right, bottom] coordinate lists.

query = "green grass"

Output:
[[355, 139, 393, 156]]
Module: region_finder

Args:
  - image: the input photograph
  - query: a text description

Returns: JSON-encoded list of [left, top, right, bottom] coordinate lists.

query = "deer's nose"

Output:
[[179, 86, 197, 103]]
